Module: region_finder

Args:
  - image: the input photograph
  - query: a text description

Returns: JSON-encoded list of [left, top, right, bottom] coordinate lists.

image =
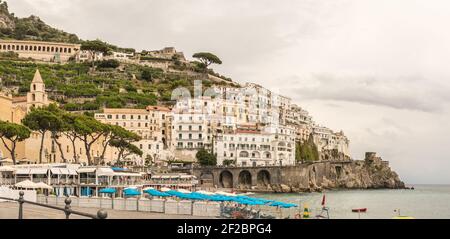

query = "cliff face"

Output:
[[269, 153, 405, 193]]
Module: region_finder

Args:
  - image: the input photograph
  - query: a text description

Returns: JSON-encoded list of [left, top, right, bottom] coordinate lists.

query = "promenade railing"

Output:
[[0, 191, 108, 219]]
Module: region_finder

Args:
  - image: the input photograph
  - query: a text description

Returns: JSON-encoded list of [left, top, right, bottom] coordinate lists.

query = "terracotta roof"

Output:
[[102, 108, 148, 114], [146, 105, 172, 112]]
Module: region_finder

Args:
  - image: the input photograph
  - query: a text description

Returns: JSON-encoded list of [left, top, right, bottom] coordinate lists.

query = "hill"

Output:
[[0, 0, 79, 43], [0, 0, 237, 113]]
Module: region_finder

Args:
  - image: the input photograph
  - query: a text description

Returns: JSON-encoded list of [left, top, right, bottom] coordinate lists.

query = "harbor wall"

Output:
[[36, 195, 221, 217]]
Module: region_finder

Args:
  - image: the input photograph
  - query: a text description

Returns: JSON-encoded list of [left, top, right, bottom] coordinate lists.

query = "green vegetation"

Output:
[[0, 1, 79, 43], [196, 148, 217, 166], [295, 134, 320, 163], [0, 120, 31, 165], [0, 60, 226, 110], [22, 107, 63, 163], [192, 52, 222, 71]]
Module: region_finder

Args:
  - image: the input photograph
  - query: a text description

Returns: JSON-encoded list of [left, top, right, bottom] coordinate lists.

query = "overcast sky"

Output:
[[8, 0, 450, 184]]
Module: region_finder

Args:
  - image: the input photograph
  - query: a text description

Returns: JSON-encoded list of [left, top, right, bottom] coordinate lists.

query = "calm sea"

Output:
[[254, 185, 450, 219]]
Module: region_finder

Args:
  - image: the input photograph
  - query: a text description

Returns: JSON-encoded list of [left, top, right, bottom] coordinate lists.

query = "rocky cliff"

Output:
[[270, 152, 405, 193]]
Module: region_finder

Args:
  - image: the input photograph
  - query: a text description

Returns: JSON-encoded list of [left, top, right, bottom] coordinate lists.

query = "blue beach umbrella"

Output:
[[144, 189, 171, 197], [99, 188, 116, 194], [123, 188, 141, 197]]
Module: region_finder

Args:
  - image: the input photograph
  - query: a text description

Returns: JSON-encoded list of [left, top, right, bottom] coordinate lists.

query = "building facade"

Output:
[[0, 40, 80, 63]]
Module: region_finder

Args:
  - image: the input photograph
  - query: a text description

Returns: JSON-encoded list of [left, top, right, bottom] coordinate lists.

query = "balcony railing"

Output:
[[79, 178, 96, 185], [0, 192, 107, 219], [0, 178, 14, 185]]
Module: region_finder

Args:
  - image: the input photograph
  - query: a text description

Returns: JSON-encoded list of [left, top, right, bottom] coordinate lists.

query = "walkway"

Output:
[[0, 202, 215, 219]]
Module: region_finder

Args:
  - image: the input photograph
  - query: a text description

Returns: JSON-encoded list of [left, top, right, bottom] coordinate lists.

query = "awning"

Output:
[[30, 168, 48, 175], [0, 166, 15, 172], [113, 172, 141, 177], [50, 168, 61, 174], [67, 169, 78, 175], [77, 168, 96, 173], [15, 168, 30, 175], [97, 168, 114, 176], [180, 175, 192, 179], [151, 175, 161, 179], [59, 168, 70, 175]]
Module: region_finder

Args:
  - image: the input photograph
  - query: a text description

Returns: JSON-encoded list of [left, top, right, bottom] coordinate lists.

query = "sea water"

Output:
[[254, 185, 450, 219]]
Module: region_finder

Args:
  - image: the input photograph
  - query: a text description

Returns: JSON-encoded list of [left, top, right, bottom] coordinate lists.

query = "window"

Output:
[[199, 134, 202, 139], [116, 115, 119, 119], [179, 134, 182, 139], [122, 115, 126, 119], [148, 144, 152, 149], [107, 115, 112, 119], [189, 134, 192, 139]]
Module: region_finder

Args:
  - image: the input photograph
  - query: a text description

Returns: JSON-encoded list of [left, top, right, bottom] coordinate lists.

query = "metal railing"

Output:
[[0, 191, 108, 219]]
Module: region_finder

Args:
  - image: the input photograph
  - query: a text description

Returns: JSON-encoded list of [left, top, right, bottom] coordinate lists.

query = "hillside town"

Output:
[[0, 38, 350, 169], [0, 1, 410, 221]]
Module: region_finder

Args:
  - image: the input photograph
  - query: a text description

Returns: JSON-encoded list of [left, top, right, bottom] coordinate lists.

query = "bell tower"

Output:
[[27, 69, 49, 112]]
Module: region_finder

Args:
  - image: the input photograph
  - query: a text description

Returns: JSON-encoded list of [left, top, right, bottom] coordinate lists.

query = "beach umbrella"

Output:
[[99, 188, 116, 194], [123, 188, 141, 197], [160, 187, 172, 192], [15, 180, 38, 189], [35, 182, 53, 190], [144, 189, 171, 197]]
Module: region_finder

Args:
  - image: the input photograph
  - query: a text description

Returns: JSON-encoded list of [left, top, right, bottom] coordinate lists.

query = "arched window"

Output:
[[32, 93, 36, 101], [239, 151, 249, 158], [33, 84, 36, 91]]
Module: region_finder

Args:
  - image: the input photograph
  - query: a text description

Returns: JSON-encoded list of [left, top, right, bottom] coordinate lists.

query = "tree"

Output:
[[0, 121, 31, 165], [141, 68, 153, 82], [196, 148, 217, 166], [99, 125, 140, 163], [60, 113, 82, 163], [296, 134, 320, 163], [72, 115, 106, 165], [110, 139, 143, 165], [43, 104, 67, 163], [192, 52, 222, 69], [22, 108, 62, 164], [80, 40, 110, 69]]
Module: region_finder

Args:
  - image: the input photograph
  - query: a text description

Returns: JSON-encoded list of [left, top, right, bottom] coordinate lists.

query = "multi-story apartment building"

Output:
[[94, 106, 172, 165], [215, 124, 295, 167]]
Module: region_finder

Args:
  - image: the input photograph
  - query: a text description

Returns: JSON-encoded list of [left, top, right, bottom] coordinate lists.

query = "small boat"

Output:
[[352, 208, 367, 213]]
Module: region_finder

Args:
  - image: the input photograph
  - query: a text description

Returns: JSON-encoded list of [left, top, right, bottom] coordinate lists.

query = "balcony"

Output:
[[0, 178, 14, 185], [79, 178, 96, 185], [32, 178, 48, 184]]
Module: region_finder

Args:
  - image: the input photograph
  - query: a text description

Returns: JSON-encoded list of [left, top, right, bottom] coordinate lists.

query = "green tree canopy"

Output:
[[22, 107, 63, 163], [80, 40, 110, 54], [0, 120, 31, 165], [192, 52, 222, 69], [295, 134, 320, 163], [196, 148, 217, 166]]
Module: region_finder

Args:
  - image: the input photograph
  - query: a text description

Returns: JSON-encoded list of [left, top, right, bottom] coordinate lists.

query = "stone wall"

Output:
[[194, 152, 405, 193]]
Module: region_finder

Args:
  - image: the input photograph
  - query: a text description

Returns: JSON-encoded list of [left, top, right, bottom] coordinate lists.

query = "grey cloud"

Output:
[[282, 74, 450, 112]]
